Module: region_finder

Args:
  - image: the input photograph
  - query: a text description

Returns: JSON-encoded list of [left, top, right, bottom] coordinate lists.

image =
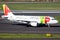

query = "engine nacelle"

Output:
[[1, 15, 8, 20], [29, 22, 37, 26]]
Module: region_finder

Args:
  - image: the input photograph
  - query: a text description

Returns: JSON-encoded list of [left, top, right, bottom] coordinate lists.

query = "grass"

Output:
[[0, 3, 60, 10], [0, 33, 60, 38]]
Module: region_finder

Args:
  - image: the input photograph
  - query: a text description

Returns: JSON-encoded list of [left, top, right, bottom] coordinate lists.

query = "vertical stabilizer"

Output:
[[3, 4, 11, 16]]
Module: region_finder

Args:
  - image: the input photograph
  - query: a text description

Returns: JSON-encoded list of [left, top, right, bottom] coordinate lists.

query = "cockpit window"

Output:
[[52, 19, 55, 20]]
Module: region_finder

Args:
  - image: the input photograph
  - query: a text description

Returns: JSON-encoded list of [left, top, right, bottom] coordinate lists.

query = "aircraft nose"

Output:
[[47, 20, 58, 24], [53, 20, 58, 24], [55, 20, 58, 23]]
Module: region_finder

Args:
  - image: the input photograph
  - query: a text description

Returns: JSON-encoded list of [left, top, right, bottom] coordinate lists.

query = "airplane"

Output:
[[1, 4, 58, 27]]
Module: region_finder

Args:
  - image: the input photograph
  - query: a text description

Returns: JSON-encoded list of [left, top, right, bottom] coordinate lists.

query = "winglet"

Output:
[[3, 4, 11, 16]]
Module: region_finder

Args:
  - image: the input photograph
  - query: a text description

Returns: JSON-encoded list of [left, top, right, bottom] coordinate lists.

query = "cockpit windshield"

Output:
[[52, 19, 55, 20]]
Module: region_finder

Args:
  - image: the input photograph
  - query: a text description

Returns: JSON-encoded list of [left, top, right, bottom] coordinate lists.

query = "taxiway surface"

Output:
[[0, 22, 60, 34]]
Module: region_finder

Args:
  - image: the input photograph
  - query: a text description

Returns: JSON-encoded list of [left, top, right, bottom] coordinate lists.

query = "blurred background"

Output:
[[0, 0, 60, 2]]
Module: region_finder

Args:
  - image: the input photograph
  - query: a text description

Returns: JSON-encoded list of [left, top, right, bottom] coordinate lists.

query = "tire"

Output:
[[26, 24, 31, 27]]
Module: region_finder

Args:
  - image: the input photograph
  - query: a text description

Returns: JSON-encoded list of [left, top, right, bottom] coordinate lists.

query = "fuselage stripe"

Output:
[[40, 16, 45, 24]]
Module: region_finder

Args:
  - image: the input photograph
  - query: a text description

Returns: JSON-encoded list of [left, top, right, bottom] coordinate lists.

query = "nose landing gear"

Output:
[[47, 24, 50, 28]]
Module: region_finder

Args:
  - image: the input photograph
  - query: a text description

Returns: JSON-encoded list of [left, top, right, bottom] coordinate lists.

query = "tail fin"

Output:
[[3, 4, 11, 16]]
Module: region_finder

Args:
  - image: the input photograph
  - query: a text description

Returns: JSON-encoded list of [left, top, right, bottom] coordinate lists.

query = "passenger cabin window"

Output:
[[30, 16, 38, 19]]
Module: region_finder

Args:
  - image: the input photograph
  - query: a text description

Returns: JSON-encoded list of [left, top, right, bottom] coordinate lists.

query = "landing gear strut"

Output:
[[47, 24, 50, 28]]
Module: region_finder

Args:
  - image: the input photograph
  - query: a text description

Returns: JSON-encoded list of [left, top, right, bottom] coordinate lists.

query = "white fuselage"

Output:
[[9, 15, 40, 23], [1, 15, 58, 26], [6, 15, 58, 24]]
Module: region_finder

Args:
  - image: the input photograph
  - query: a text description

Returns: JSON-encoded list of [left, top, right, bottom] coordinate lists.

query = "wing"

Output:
[[13, 20, 30, 24]]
